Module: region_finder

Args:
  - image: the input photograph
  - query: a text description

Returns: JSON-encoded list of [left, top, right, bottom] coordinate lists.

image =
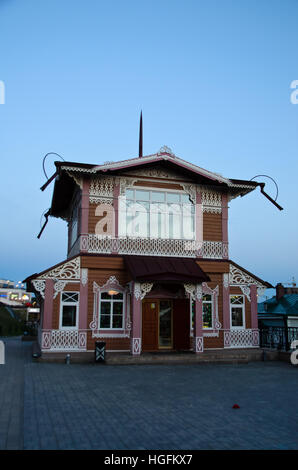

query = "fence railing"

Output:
[[259, 326, 298, 351]]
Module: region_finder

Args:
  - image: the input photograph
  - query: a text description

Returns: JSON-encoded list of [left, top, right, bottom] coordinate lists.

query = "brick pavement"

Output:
[[0, 337, 31, 449], [1, 337, 298, 450]]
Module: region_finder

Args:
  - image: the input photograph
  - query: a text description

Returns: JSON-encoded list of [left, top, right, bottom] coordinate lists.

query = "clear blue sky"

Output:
[[0, 0, 297, 298]]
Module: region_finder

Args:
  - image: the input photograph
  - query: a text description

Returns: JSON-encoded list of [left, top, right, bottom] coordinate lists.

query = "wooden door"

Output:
[[142, 300, 158, 351], [173, 299, 190, 350]]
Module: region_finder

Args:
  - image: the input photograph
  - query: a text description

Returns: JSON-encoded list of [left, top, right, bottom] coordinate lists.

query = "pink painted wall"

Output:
[[79, 274, 88, 330], [80, 179, 90, 235], [43, 279, 54, 329], [250, 284, 258, 329]]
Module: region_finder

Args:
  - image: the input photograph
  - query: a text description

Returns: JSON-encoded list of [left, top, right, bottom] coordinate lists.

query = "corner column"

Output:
[[131, 282, 142, 355], [222, 193, 229, 259], [223, 273, 231, 348], [193, 285, 204, 353], [250, 284, 259, 347], [80, 179, 90, 235], [43, 279, 54, 329]]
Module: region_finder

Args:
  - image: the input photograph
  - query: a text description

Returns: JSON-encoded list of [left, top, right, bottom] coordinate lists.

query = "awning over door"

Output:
[[124, 255, 210, 284]]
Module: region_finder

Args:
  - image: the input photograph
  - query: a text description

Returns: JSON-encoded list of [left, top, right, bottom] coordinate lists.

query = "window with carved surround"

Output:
[[119, 188, 195, 240], [99, 291, 124, 329], [60, 292, 79, 329], [191, 294, 214, 329], [230, 295, 245, 328]]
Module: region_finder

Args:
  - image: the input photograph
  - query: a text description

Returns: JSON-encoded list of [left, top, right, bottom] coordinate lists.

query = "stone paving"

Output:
[[1, 337, 298, 450]]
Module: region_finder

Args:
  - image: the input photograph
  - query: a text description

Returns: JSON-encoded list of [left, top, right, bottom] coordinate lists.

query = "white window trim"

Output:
[[202, 294, 213, 330], [190, 296, 214, 330], [119, 186, 196, 241], [99, 291, 125, 330], [230, 294, 245, 329], [59, 291, 80, 330]]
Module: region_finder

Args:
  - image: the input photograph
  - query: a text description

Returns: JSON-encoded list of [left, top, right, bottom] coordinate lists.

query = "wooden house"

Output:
[[25, 145, 272, 359]]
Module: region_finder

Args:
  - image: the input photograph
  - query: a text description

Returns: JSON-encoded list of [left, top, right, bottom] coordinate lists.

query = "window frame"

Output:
[[120, 186, 196, 240], [59, 291, 80, 330], [230, 294, 245, 329], [98, 290, 125, 330], [190, 294, 214, 330]]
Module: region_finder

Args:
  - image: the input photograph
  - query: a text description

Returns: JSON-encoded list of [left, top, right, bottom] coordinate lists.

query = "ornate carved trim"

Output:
[[239, 285, 251, 301], [202, 283, 221, 330], [132, 338, 141, 355], [223, 273, 229, 289], [89, 176, 115, 203], [184, 283, 196, 299], [194, 336, 204, 353], [81, 268, 88, 287], [90, 277, 127, 337], [134, 282, 153, 300], [201, 189, 222, 213], [66, 172, 83, 190], [229, 264, 266, 288], [53, 280, 67, 299], [38, 257, 80, 280], [32, 280, 46, 299], [224, 328, 259, 348], [119, 177, 139, 196], [180, 183, 197, 203]]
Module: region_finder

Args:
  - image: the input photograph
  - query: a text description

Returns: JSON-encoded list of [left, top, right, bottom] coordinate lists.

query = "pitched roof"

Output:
[[258, 294, 298, 316], [124, 255, 210, 284], [49, 149, 260, 218]]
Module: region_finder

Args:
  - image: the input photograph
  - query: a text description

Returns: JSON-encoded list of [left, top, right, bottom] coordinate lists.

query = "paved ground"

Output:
[[1, 337, 298, 450]]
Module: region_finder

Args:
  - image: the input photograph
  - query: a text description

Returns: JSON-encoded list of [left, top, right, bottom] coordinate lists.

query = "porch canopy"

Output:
[[124, 255, 210, 284]]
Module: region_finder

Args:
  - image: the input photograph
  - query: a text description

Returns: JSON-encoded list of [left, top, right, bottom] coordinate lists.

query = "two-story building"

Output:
[[24, 146, 272, 359]]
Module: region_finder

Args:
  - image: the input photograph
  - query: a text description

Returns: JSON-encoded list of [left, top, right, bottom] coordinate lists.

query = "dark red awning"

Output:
[[123, 255, 210, 284]]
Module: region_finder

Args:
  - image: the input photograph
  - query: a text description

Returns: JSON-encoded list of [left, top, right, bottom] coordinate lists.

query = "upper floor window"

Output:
[[230, 295, 245, 328], [70, 204, 79, 247], [119, 188, 195, 240]]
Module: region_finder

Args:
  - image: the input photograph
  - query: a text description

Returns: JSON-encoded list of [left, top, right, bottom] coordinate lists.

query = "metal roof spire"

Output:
[[139, 111, 143, 158]]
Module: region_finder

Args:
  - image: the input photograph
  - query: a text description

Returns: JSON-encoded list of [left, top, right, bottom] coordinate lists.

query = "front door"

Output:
[[142, 300, 173, 351], [158, 300, 173, 349]]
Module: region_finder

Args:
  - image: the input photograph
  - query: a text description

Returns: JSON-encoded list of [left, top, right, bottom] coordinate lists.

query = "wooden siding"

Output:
[[203, 213, 222, 241], [196, 260, 229, 273], [88, 203, 110, 234]]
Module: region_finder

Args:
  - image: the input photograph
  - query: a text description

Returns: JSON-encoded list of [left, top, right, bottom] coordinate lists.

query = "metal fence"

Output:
[[259, 326, 298, 351]]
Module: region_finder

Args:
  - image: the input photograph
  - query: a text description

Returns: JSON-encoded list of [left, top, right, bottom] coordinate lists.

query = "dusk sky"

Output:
[[0, 0, 297, 299]]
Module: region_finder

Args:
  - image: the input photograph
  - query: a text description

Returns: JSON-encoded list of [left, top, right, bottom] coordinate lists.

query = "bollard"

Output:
[[65, 354, 71, 364]]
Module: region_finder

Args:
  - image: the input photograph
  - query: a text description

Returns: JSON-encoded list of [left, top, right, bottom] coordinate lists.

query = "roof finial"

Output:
[[139, 111, 143, 158]]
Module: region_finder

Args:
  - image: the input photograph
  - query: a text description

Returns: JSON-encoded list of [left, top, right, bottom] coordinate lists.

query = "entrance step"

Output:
[[105, 348, 263, 365]]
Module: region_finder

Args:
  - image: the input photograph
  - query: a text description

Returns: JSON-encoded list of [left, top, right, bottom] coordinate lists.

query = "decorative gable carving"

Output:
[[38, 257, 80, 280], [229, 264, 267, 299]]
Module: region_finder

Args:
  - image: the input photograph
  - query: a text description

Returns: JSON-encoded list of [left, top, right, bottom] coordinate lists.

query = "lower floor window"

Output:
[[191, 294, 213, 329], [230, 295, 245, 328], [61, 292, 79, 328], [99, 291, 124, 329]]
